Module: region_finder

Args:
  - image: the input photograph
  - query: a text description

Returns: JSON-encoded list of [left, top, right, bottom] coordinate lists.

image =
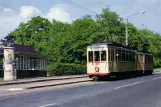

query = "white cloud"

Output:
[[0, 8, 24, 39], [3, 8, 12, 12], [0, 4, 72, 39], [45, 4, 72, 23], [19, 6, 42, 19], [136, 0, 159, 4]]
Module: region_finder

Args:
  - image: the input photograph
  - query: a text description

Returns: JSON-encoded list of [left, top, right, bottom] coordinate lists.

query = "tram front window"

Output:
[[94, 51, 100, 61], [88, 51, 93, 62], [101, 51, 106, 61]]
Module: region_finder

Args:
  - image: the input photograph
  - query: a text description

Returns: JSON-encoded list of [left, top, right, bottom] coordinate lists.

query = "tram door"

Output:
[[137, 54, 144, 71], [108, 48, 116, 72]]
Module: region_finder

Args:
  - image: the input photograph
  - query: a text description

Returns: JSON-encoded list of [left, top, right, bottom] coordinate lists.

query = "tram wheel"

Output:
[[92, 76, 100, 81]]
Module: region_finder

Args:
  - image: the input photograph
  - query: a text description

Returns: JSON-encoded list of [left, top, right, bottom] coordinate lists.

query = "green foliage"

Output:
[[11, 16, 52, 54], [0, 78, 3, 81], [9, 9, 161, 73], [48, 63, 86, 76]]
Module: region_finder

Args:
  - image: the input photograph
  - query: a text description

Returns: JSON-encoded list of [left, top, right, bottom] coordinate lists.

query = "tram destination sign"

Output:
[[91, 46, 105, 50]]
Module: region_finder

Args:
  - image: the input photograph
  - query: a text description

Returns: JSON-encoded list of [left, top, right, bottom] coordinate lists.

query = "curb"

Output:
[[0, 79, 91, 99], [153, 71, 161, 74], [0, 75, 88, 86], [26, 79, 90, 89]]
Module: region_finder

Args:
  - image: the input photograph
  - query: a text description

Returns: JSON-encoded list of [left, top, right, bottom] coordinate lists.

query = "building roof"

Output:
[[0, 44, 44, 57]]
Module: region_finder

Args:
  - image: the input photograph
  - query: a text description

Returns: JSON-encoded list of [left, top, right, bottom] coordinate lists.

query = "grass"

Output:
[[0, 78, 3, 82], [154, 68, 161, 72]]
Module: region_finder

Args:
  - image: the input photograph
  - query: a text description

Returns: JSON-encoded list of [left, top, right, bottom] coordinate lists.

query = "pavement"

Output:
[[0, 75, 90, 97], [1, 73, 161, 107], [0, 75, 88, 86]]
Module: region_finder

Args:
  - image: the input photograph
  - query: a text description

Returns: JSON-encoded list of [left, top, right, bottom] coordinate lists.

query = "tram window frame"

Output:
[[129, 52, 132, 62], [146, 55, 152, 63], [101, 50, 107, 61], [131, 52, 134, 62], [149, 55, 152, 63], [122, 50, 126, 61], [94, 51, 100, 61], [126, 51, 129, 62], [145, 55, 148, 63], [111, 49, 114, 61], [108, 48, 115, 62], [88, 51, 93, 62], [116, 49, 122, 62], [112, 49, 115, 61], [148, 55, 150, 63], [133, 53, 136, 62], [138, 54, 143, 63], [108, 48, 111, 62]]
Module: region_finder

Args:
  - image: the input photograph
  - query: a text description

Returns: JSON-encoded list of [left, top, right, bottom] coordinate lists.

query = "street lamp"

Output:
[[125, 11, 145, 46]]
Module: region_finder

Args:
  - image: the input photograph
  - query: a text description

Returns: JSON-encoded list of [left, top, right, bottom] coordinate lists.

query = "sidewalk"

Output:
[[0, 77, 90, 89], [0, 76, 90, 98], [0, 75, 88, 86]]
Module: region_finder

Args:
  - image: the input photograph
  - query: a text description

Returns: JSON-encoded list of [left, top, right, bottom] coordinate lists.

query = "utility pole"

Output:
[[125, 11, 145, 46]]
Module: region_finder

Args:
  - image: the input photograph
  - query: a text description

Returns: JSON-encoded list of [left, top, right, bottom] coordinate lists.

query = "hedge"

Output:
[[48, 63, 86, 76]]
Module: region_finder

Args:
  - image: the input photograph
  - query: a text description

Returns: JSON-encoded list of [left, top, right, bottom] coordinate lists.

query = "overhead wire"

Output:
[[0, 1, 124, 42], [62, 0, 98, 15], [61, 0, 124, 40], [0, 3, 36, 17], [98, 0, 111, 10]]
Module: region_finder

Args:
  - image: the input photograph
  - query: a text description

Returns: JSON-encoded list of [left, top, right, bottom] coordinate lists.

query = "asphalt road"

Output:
[[1, 73, 161, 107]]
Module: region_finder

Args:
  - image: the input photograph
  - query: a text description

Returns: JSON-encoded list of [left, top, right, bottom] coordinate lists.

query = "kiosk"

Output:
[[3, 47, 14, 81]]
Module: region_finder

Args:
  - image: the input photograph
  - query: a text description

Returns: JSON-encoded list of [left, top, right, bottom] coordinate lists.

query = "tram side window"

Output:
[[129, 52, 132, 62], [122, 50, 126, 61], [108, 48, 111, 61], [146, 55, 152, 63], [101, 51, 106, 61], [149, 55, 153, 63], [133, 53, 136, 62], [88, 51, 93, 62], [112, 49, 115, 61], [94, 51, 100, 61], [116, 49, 122, 61], [150, 55, 153, 63], [111, 49, 114, 61], [138, 55, 143, 63], [145, 55, 148, 63], [126, 51, 129, 61]]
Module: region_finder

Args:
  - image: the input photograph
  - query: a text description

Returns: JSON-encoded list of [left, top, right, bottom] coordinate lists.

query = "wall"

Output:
[[0, 70, 47, 79]]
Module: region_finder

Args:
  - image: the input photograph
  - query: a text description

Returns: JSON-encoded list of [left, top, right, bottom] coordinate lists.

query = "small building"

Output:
[[0, 44, 48, 78]]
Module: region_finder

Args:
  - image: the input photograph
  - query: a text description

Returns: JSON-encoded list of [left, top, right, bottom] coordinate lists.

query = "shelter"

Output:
[[0, 44, 48, 78]]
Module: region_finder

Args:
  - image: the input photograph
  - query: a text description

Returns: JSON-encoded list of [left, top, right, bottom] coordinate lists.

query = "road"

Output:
[[1, 73, 161, 107]]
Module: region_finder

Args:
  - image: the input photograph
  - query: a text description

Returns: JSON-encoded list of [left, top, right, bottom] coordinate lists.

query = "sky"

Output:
[[0, 0, 160, 39]]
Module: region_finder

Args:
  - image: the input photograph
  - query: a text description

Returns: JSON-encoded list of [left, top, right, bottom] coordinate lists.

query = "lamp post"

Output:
[[125, 11, 145, 46]]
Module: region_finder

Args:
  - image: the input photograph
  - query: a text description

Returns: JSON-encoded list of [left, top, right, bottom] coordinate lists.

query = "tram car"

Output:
[[87, 42, 153, 80]]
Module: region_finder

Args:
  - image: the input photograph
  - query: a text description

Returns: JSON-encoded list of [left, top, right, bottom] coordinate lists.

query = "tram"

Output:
[[87, 42, 153, 80]]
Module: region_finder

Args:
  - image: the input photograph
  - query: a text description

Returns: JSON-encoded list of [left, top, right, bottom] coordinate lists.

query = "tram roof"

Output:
[[88, 42, 131, 49], [136, 51, 153, 55], [88, 42, 153, 55]]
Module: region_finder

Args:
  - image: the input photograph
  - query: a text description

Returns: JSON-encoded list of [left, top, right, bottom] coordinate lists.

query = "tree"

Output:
[[11, 16, 52, 54], [96, 9, 125, 43], [0, 34, 16, 46], [10, 9, 161, 69]]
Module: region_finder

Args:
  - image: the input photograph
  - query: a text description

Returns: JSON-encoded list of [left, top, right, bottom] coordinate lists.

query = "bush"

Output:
[[48, 63, 86, 76]]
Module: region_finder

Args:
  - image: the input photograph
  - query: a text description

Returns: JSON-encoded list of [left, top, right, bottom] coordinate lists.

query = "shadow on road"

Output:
[[98, 73, 154, 81]]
